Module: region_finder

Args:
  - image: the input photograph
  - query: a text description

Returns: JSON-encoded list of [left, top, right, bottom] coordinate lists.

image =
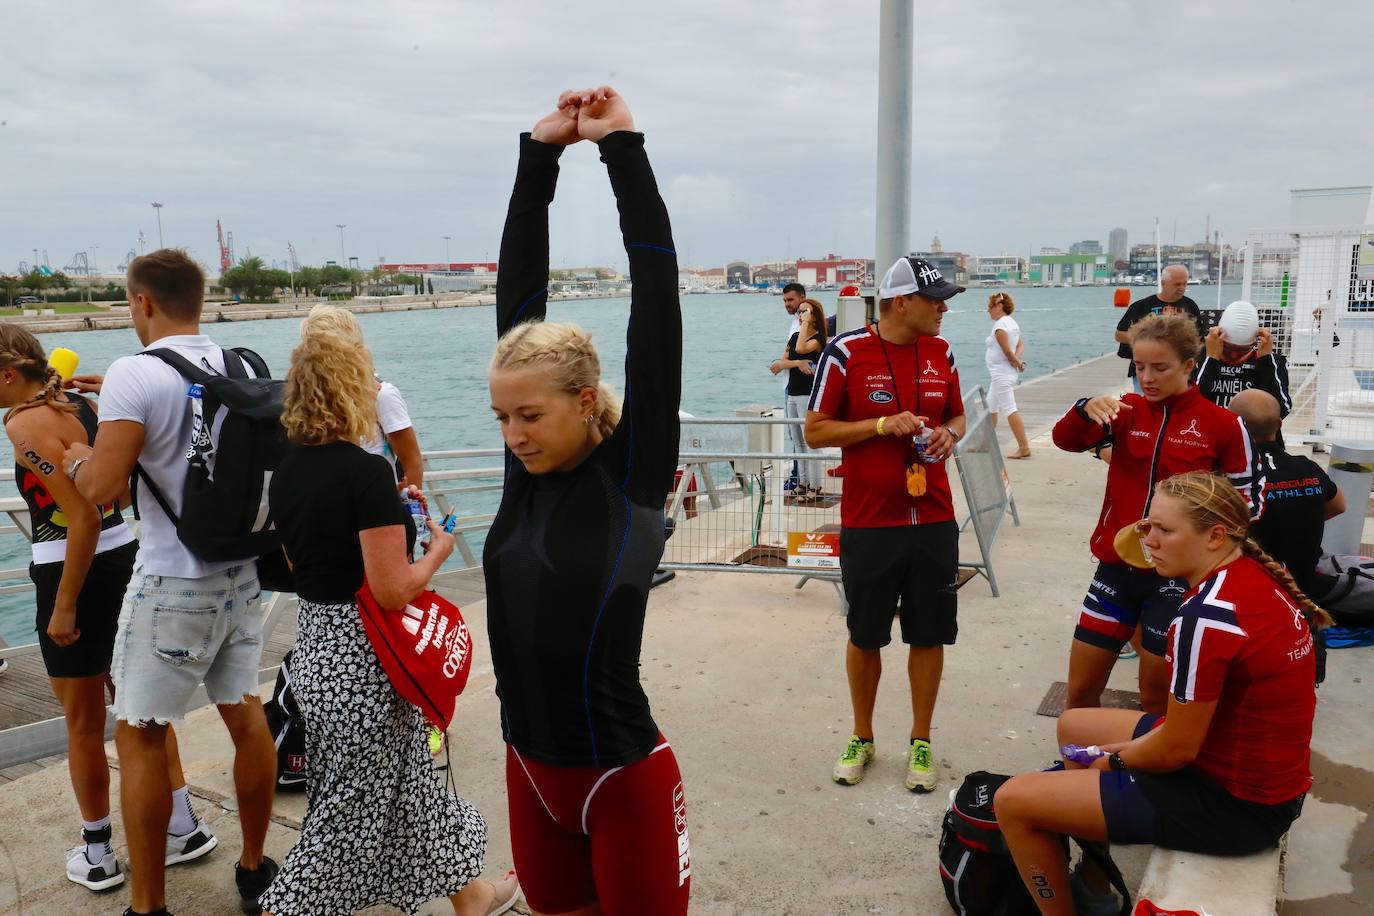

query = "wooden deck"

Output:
[[0, 567, 487, 783]]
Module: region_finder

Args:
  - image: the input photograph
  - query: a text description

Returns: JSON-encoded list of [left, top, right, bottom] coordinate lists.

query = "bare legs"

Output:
[[996, 708, 1142, 914], [846, 641, 942, 740], [51, 676, 111, 823], [1066, 639, 1168, 716], [216, 697, 277, 869], [991, 410, 1032, 458]]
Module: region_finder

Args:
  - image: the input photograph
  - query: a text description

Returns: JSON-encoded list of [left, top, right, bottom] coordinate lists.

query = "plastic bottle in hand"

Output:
[[912, 423, 940, 464], [404, 497, 430, 560]]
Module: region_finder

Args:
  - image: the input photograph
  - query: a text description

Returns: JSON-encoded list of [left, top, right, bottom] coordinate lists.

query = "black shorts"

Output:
[[1075, 562, 1187, 656], [31, 541, 137, 679], [1098, 714, 1304, 855], [839, 522, 958, 649]]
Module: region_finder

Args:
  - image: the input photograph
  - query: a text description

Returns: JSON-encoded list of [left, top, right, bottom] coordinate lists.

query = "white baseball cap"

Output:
[[878, 257, 966, 301], [1219, 301, 1260, 346]]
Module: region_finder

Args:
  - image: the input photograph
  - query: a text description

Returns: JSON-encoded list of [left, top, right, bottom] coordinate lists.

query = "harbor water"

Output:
[[0, 284, 1240, 642]]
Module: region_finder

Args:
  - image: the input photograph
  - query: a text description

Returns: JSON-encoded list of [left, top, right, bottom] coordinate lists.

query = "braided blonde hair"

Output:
[[490, 321, 622, 439], [1156, 471, 1332, 628], [0, 324, 77, 426]]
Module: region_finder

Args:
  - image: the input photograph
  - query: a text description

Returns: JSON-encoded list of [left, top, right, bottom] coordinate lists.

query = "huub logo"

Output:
[[1179, 419, 1202, 438], [672, 782, 691, 887], [918, 264, 943, 284], [922, 360, 940, 376]]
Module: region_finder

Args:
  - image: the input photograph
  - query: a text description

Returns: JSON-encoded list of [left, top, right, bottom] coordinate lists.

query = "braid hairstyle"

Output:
[[1156, 471, 1332, 628], [490, 320, 622, 439], [0, 323, 77, 426]]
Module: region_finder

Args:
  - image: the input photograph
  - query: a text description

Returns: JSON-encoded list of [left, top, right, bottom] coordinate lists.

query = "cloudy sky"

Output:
[[3, 0, 1371, 276]]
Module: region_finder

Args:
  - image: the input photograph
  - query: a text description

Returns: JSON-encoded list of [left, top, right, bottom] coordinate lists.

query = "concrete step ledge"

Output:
[[1136, 837, 1284, 916]]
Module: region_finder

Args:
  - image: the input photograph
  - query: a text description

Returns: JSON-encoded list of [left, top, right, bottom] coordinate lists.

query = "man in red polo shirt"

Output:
[[806, 256, 967, 792]]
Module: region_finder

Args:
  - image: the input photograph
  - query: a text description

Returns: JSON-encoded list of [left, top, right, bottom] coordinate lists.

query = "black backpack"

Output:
[[1313, 555, 1374, 626], [132, 346, 293, 592], [262, 649, 308, 792], [939, 770, 1131, 916]]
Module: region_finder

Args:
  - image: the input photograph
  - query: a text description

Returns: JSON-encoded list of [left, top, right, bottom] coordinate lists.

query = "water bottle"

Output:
[[912, 423, 940, 464], [404, 497, 430, 558], [1060, 744, 1106, 767]]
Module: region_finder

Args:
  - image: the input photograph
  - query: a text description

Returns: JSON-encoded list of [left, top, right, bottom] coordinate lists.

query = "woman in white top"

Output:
[[985, 291, 1031, 459]]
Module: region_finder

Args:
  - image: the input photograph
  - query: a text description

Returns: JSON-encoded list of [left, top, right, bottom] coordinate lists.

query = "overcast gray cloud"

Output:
[[3, 0, 1371, 275]]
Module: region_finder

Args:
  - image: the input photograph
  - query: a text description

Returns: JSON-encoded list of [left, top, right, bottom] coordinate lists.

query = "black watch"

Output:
[[1107, 752, 1127, 772]]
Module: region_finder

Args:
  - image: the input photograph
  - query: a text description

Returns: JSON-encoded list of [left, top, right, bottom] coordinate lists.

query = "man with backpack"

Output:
[[63, 249, 279, 916]]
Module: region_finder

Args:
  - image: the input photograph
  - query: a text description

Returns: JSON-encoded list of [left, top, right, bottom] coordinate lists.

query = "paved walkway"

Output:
[[0, 357, 1368, 914]]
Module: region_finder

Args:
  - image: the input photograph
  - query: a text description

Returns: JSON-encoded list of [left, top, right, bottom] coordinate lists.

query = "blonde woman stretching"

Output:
[[485, 87, 690, 916]]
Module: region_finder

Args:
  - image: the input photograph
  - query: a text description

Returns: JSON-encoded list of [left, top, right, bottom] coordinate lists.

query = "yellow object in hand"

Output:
[[48, 347, 79, 381]]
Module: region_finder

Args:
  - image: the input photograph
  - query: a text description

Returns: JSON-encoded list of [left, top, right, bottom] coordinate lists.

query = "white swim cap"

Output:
[[1219, 301, 1259, 347]]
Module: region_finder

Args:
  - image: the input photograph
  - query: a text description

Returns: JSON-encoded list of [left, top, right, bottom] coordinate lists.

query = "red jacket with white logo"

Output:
[[1052, 385, 1263, 566]]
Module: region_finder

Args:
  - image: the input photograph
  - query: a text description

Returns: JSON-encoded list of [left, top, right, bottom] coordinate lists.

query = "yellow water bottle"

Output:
[[48, 347, 79, 381]]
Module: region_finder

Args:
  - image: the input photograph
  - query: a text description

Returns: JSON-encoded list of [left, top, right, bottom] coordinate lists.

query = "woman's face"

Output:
[[1132, 339, 1193, 401], [489, 367, 597, 474], [986, 298, 1006, 319], [1141, 492, 1227, 583]]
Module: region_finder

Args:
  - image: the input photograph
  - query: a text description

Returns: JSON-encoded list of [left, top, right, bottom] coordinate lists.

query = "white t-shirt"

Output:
[[985, 315, 1021, 373], [362, 381, 413, 458], [99, 334, 251, 579]]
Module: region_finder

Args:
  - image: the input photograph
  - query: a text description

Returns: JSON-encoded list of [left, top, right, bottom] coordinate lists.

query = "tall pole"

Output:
[[1216, 233, 1225, 310], [151, 202, 164, 248], [336, 224, 347, 264], [874, 0, 913, 291], [1154, 217, 1162, 292], [443, 235, 451, 266]]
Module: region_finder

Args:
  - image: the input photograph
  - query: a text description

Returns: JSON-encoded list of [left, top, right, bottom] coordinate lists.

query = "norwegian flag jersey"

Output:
[[1053, 385, 1264, 566], [1167, 556, 1315, 804]]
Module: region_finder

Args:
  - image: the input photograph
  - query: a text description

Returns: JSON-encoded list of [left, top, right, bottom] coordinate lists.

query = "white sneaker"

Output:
[[165, 818, 218, 866], [65, 844, 124, 891], [832, 735, 876, 785]]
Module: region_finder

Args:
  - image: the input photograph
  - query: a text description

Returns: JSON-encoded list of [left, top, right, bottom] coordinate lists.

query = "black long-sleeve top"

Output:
[[1195, 351, 1292, 417], [483, 131, 682, 768]]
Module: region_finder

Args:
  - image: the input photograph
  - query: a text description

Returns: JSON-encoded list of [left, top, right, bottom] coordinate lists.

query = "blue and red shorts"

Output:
[[1076, 562, 1186, 655], [505, 736, 690, 916]]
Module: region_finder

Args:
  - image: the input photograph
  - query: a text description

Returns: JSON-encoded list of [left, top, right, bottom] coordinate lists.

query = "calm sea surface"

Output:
[[0, 284, 1240, 642]]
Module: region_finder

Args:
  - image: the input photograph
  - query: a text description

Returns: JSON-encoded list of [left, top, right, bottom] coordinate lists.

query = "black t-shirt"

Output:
[[269, 441, 415, 604], [1117, 294, 1203, 377], [786, 331, 821, 396], [1250, 444, 1337, 595]]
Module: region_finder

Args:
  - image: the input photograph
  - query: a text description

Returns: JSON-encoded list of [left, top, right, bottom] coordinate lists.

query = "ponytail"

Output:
[[1239, 538, 1333, 629], [595, 380, 622, 440]]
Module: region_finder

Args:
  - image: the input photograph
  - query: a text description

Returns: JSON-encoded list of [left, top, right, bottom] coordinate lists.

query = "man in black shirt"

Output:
[[1229, 389, 1344, 595], [1114, 265, 1203, 392], [1196, 302, 1292, 416]]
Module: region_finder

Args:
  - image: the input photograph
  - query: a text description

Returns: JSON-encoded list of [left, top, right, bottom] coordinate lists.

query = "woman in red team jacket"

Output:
[[995, 471, 1319, 915], [1052, 315, 1261, 714]]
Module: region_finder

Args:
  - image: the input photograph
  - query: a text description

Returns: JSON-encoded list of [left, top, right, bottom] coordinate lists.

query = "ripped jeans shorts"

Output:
[[111, 564, 263, 725]]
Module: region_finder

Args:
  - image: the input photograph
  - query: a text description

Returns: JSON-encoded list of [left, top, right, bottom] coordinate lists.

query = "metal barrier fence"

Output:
[[665, 392, 1019, 595], [1242, 225, 1374, 444]]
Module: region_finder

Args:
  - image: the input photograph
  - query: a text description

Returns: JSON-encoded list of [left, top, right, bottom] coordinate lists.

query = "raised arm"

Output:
[[581, 88, 682, 499], [495, 94, 582, 336]]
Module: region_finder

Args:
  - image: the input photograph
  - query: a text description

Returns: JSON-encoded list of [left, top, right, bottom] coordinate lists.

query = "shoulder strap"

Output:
[[131, 462, 180, 527], [231, 347, 271, 379], [139, 348, 215, 385]]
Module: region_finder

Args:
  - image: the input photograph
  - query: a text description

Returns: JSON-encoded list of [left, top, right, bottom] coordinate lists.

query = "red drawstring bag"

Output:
[[356, 580, 473, 730]]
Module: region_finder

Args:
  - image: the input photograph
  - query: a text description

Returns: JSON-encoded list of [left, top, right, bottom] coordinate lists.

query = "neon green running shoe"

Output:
[[905, 738, 937, 792], [832, 735, 875, 785]]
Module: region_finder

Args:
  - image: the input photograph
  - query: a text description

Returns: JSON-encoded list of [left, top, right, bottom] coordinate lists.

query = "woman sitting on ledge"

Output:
[[995, 470, 1323, 915]]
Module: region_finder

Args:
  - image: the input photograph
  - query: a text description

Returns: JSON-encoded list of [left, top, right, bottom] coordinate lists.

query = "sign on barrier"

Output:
[[787, 531, 841, 569]]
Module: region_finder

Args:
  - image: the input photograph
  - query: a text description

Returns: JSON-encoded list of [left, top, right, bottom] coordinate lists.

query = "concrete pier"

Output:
[[0, 355, 1368, 914]]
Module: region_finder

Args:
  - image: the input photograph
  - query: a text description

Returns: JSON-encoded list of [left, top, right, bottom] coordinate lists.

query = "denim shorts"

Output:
[[111, 563, 263, 725]]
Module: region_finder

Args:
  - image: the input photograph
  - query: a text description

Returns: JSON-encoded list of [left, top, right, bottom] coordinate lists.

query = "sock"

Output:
[[81, 816, 112, 865], [169, 785, 197, 836], [856, 736, 874, 745]]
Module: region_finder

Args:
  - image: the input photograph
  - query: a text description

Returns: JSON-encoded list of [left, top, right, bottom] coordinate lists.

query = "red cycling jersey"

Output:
[[1052, 385, 1263, 565], [809, 327, 964, 528], [1166, 556, 1315, 804]]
